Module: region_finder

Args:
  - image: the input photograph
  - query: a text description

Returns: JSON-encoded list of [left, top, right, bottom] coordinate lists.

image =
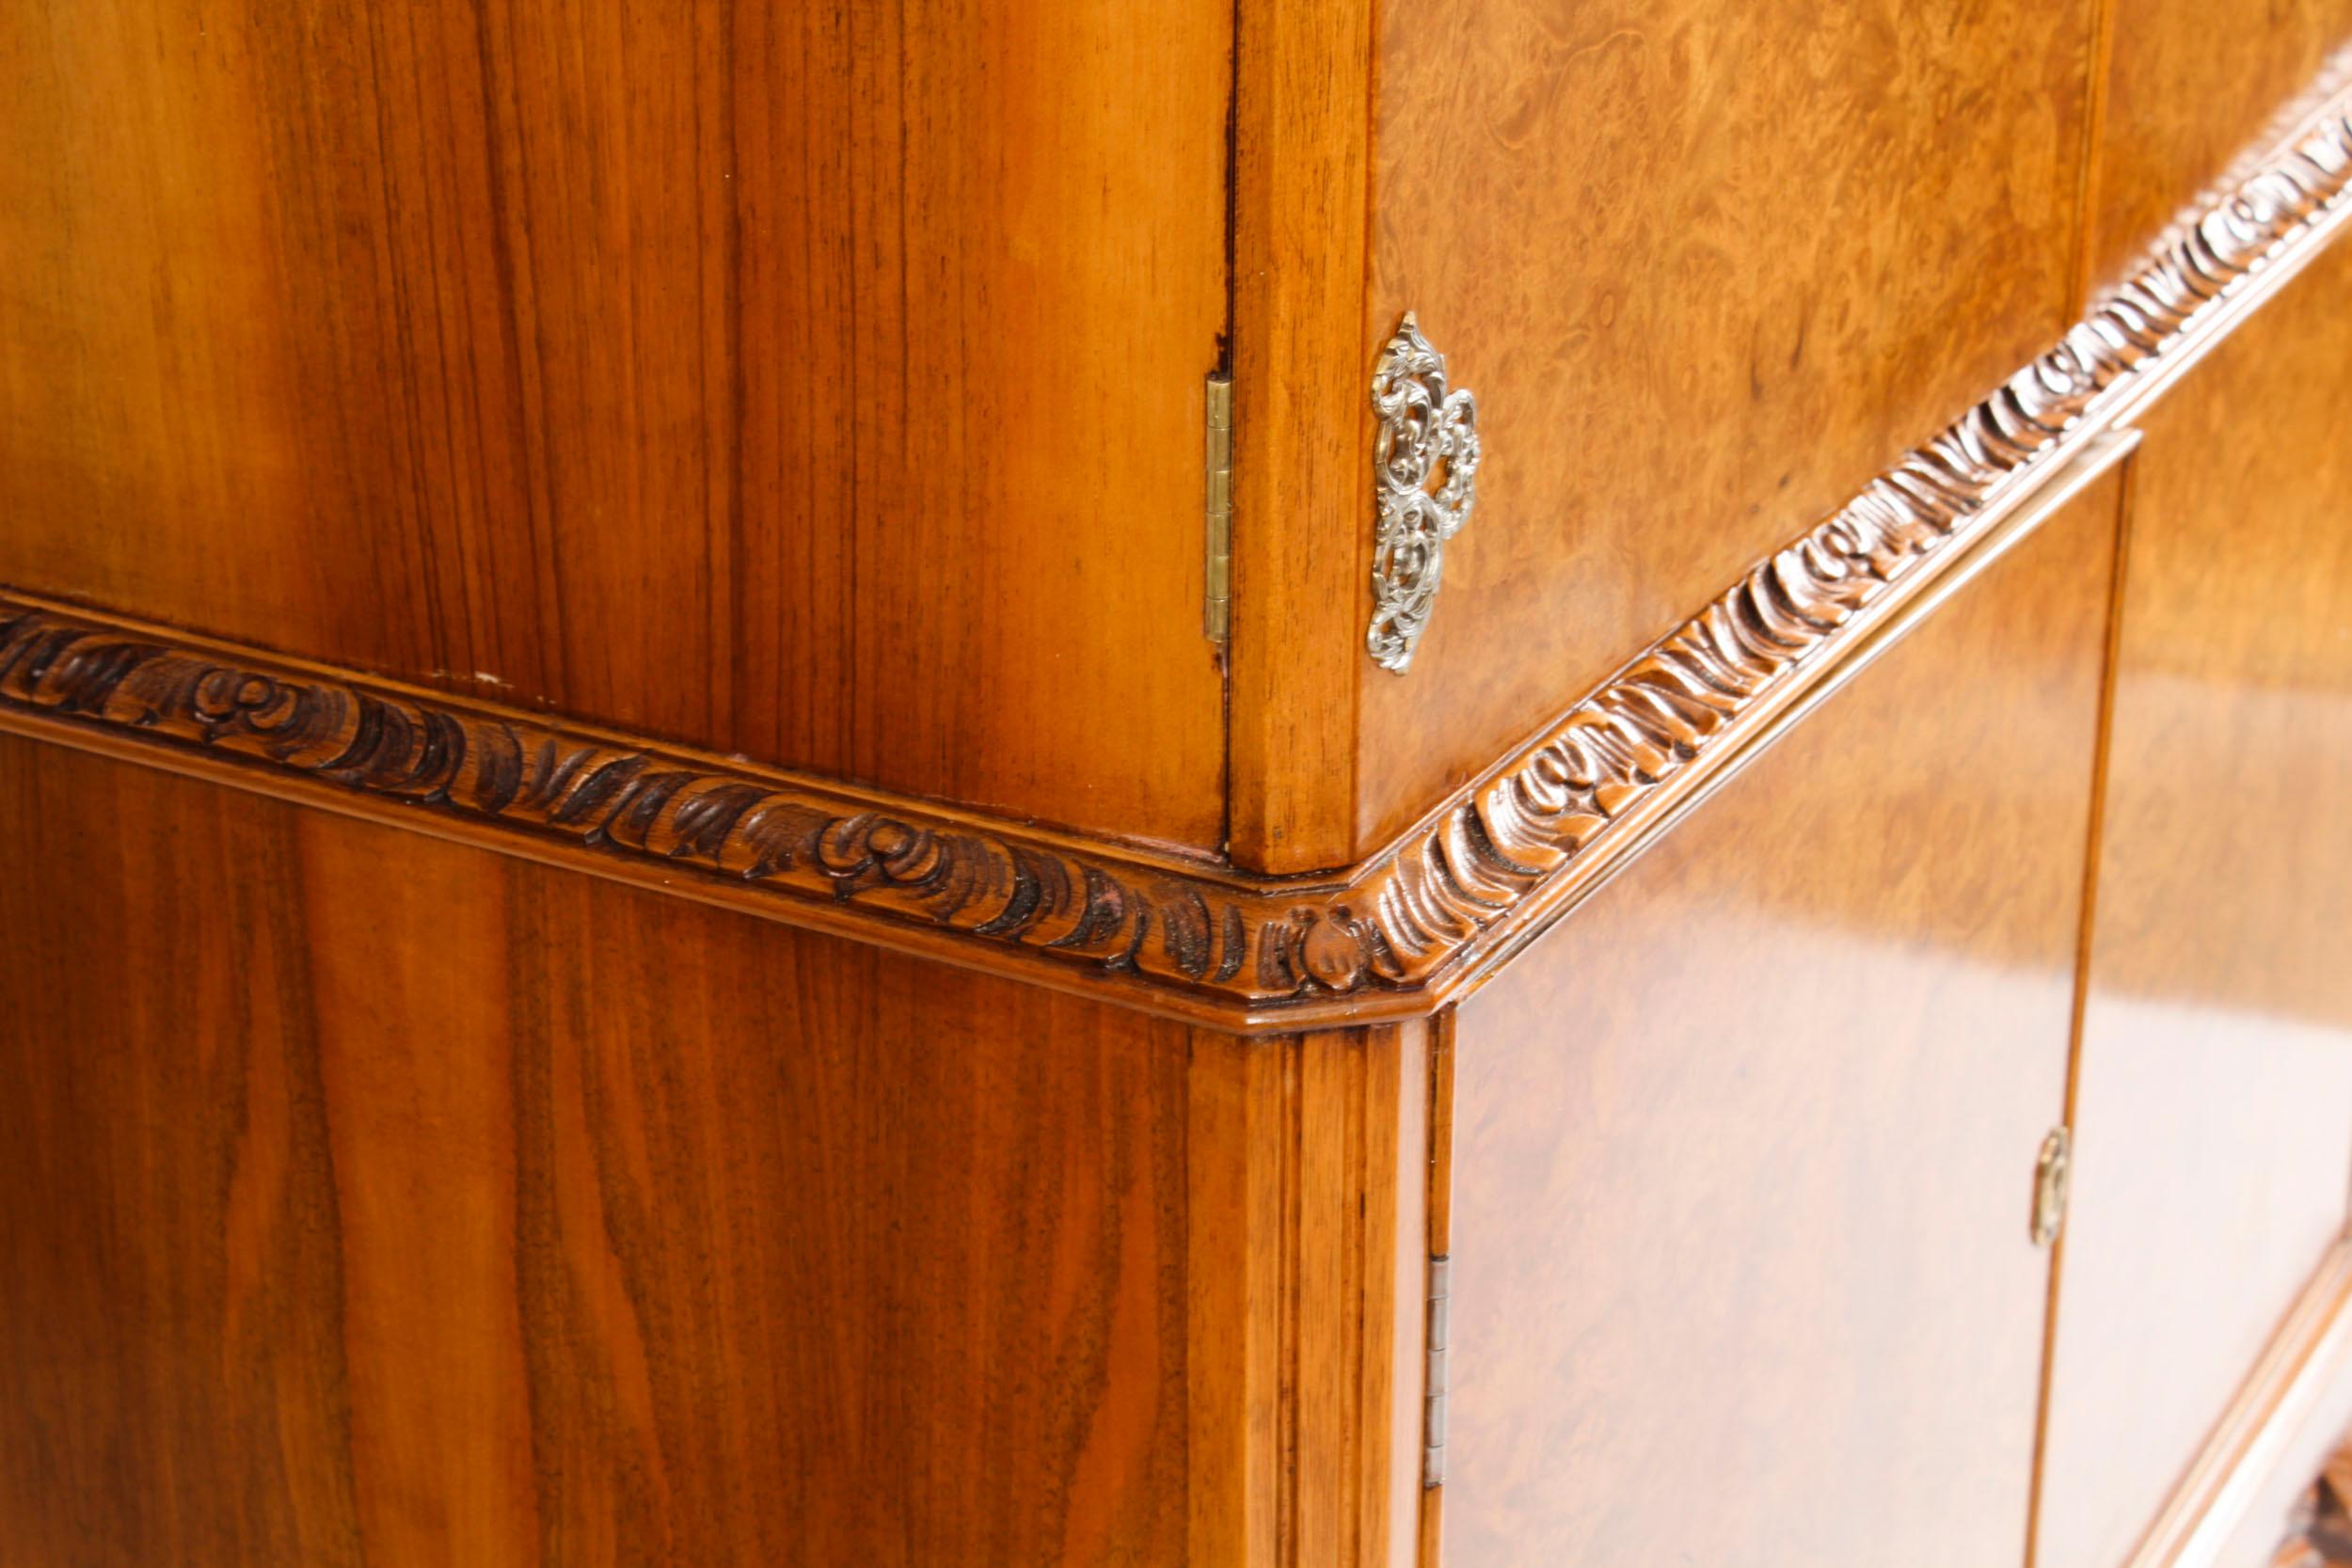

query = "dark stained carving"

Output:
[[0, 597, 1317, 1006]]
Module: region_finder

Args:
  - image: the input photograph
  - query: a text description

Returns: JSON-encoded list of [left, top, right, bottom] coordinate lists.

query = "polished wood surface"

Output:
[[1225, 0, 1375, 874], [2085, 1, 2352, 292], [1351, 0, 2098, 851], [8, 64, 2347, 1035], [2035, 236, 2352, 1568], [0, 734, 1193, 1566], [1187, 1022, 1426, 1568], [2261, 1415, 2352, 1567], [0, 0, 1231, 851], [2106, 1241, 2352, 1568], [1438, 474, 2123, 1566], [3, 7, 2351, 1564], [0, 588, 1311, 1029]]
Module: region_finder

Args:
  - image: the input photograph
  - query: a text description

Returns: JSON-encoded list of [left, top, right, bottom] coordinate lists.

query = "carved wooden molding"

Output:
[[3, 77, 2349, 1030], [2272, 1436, 2352, 1568], [0, 596, 1319, 1023]]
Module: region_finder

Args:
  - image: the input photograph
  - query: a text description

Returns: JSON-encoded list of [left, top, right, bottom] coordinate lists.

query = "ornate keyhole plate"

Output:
[[1368, 312, 1482, 673]]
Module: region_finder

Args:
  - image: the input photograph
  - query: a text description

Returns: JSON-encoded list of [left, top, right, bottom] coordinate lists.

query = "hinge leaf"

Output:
[[1423, 1254, 1451, 1488], [1204, 372, 1232, 644]]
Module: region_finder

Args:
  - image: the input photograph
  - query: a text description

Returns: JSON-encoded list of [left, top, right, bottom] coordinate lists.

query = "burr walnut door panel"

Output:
[[2032, 235, 2352, 1568], [1351, 0, 2099, 853], [1438, 473, 2123, 1566], [0, 0, 1232, 851], [0, 734, 1195, 1568]]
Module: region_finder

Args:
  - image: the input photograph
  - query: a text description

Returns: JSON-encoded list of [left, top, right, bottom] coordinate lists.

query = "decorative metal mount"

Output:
[[1369, 312, 1482, 673]]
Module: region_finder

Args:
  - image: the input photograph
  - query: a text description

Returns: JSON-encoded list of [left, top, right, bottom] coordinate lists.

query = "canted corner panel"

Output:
[[2, 74, 2349, 1030]]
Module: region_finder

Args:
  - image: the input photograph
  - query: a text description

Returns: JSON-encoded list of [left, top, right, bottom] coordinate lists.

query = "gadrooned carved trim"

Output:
[[1368, 312, 1481, 673], [1, 77, 2348, 1027]]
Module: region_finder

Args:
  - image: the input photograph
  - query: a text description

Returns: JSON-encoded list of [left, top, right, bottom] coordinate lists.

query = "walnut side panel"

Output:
[[0, 735, 1193, 1566]]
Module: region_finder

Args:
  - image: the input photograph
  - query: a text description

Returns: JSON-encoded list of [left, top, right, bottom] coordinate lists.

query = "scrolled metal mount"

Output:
[[1368, 311, 1482, 673]]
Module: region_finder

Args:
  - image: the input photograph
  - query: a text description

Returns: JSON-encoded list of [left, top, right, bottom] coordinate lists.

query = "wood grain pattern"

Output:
[[2034, 232, 2352, 1568], [8, 12, 2352, 1568], [0, 590, 1303, 1022], [1438, 472, 2123, 1565], [0, 0, 1231, 850], [2087, 10, 2352, 289], [0, 734, 1192, 1567], [1225, 0, 1375, 873], [1186, 1024, 1424, 1568], [1356, 0, 2099, 850]]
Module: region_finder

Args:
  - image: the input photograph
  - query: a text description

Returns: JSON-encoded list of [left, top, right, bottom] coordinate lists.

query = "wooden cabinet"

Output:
[[3, 4, 2352, 1566]]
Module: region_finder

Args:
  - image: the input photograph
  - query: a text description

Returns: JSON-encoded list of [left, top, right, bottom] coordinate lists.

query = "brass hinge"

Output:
[[1423, 1254, 1450, 1488], [2032, 1125, 2072, 1247], [1203, 372, 1232, 644]]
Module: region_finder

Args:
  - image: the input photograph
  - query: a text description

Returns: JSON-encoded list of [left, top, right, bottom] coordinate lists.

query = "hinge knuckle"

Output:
[[1204, 373, 1232, 644]]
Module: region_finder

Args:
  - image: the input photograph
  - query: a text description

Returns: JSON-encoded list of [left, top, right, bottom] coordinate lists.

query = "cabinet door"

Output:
[[1437, 476, 2122, 1564], [2033, 237, 2352, 1568], [0, 1, 1232, 850]]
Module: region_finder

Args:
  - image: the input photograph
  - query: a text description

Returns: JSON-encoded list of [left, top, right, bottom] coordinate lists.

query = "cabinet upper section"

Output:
[[5, 0, 2350, 891]]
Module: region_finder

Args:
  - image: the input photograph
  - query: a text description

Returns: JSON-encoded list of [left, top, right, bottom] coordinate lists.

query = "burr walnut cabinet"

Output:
[[4, 3, 2352, 1566]]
